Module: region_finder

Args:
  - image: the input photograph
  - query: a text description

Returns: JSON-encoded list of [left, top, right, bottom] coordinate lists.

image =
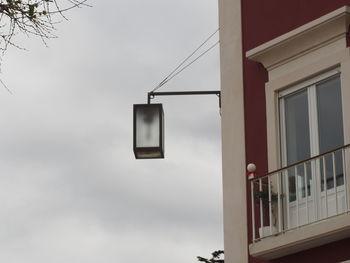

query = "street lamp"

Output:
[[133, 103, 164, 159], [133, 90, 220, 159]]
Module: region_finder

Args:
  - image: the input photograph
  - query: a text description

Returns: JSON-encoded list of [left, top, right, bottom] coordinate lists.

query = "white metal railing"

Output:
[[250, 144, 350, 242]]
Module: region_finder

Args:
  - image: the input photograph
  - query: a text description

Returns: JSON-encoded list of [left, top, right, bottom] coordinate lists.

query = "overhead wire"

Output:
[[162, 41, 219, 86], [151, 28, 220, 93]]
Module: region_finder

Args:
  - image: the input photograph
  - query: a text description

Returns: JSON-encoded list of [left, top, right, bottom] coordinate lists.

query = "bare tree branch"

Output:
[[0, 0, 89, 93], [0, 0, 90, 55]]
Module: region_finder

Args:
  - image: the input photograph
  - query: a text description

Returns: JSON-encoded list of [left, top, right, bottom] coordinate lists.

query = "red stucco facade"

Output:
[[241, 1, 350, 262]]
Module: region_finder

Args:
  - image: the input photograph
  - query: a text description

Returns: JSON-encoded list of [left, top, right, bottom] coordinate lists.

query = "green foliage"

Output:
[[197, 250, 224, 263], [254, 187, 278, 207]]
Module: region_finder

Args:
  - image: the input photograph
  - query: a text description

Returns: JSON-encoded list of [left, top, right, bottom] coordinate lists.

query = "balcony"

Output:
[[249, 144, 350, 259]]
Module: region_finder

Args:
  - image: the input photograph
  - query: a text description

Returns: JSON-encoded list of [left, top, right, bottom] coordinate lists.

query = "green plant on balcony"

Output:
[[254, 187, 278, 207]]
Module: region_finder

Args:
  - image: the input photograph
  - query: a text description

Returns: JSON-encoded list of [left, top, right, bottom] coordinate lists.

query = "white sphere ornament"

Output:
[[247, 163, 256, 173]]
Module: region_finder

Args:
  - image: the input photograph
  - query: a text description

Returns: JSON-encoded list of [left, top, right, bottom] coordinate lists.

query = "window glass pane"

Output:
[[284, 89, 311, 202], [317, 76, 344, 153], [317, 76, 344, 190], [284, 89, 311, 165]]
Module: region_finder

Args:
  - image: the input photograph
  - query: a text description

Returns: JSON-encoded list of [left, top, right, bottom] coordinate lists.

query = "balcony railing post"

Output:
[[251, 179, 256, 242], [295, 166, 299, 227], [312, 159, 322, 221], [322, 156, 329, 218], [277, 172, 282, 233], [285, 170, 290, 230], [304, 162, 309, 224], [342, 147, 349, 212], [259, 178, 264, 237], [332, 152, 338, 215], [268, 176, 273, 235]]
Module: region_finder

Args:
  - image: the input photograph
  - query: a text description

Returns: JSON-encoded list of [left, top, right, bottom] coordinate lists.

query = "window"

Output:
[[279, 70, 346, 228], [280, 70, 344, 166]]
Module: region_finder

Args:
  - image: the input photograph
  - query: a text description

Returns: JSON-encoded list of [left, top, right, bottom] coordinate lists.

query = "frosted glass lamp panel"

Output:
[[136, 106, 160, 148]]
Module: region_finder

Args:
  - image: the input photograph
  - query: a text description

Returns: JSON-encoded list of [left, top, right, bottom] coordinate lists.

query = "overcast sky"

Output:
[[0, 1, 222, 262]]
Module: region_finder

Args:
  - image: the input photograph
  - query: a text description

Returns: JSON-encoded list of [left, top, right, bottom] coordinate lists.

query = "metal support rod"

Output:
[[147, 90, 221, 108]]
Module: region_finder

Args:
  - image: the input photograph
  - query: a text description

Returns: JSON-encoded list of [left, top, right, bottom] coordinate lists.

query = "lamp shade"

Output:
[[133, 104, 164, 159]]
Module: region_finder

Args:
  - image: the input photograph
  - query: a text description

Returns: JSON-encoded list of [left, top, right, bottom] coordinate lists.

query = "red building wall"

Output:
[[241, 1, 350, 262]]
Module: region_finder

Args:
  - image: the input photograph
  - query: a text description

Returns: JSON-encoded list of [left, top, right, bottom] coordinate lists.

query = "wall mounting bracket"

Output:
[[147, 90, 221, 108]]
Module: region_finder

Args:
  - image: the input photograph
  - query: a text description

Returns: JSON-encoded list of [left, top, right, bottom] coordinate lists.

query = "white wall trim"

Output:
[[219, 0, 247, 262]]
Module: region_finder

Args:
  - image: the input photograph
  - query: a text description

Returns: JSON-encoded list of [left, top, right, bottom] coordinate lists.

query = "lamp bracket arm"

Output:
[[147, 90, 221, 108]]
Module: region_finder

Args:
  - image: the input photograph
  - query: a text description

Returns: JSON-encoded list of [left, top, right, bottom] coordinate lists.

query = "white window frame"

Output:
[[279, 69, 346, 229], [279, 68, 341, 163]]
